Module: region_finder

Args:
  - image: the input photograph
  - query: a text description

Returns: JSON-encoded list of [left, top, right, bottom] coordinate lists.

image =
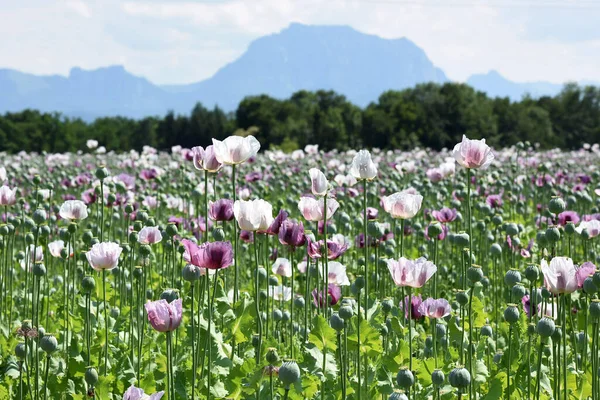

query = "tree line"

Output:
[[0, 82, 599, 154]]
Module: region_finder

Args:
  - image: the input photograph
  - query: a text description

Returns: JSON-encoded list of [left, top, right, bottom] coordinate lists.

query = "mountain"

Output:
[[0, 23, 593, 119], [466, 70, 564, 100]]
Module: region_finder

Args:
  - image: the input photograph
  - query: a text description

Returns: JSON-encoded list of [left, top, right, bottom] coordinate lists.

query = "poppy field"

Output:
[[1, 136, 600, 400]]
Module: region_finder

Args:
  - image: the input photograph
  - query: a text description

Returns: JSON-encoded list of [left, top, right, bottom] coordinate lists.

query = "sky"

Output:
[[1, 0, 599, 85]]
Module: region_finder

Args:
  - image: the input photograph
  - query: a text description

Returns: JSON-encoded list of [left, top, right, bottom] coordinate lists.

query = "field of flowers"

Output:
[[0, 135, 599, 400]]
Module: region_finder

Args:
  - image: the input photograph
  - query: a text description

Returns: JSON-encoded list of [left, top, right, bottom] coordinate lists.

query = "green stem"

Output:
[[103, 268, 108, 375]]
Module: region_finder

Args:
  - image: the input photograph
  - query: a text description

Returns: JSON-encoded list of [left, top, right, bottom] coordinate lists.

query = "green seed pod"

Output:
[[490, 243, 502, 256], [504, 304, 520, 324], [454, 232, 470, 247], [294, 296, 305, 309], [589, 300, 600, 321], [282, 311, 290, 322], [40, 335, 58, 353], [396, 367, 415, 389], [265, 348, 279, 365], [32, 263, 46, 277], [255, 267, 267, 282], [212, 227, 225, 241], [511, 284, 526, 301], [389, 392, 409, 400], [182, 264, 200, 282], [524, 265, 539, 282], [382, 298, 394, 314], [449, 367, 471, 389], [583, 277, 598, 294], [139, 244, 152, 257], [565, 222, 576, 235], [268, 276, 279, 286], [15, 343, 27, 359], [431, 369, 445, 386], [551, 326, 562, 342], [160, 289, 179, 303], [505, 223, 519, 237], [428, 223, 443, 237], [279, 361, 301, 388], [467, 265, 484, 283], [456, 290, 469, 306], [330, 313, 345, 332], [480, 325, 492, 337], [339, 305, 354, 320], [537, 317, 556, 338], [504, 269, 521, 287], [81, 276, 96, 294], [355, 275, 365, 290], [95, 167, 109, 180], [548, 197, 566, 215], [545, 227, 560, 243], [273, 309, 283, 322]]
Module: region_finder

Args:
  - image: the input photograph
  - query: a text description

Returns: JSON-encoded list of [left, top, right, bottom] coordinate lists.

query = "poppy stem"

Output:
[[103, 268, 108, 376]]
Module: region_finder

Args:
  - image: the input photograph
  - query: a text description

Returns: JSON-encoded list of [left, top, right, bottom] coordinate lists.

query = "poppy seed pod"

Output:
[[466, 265, 483, 283], [81, 276, 96, 294], [330, 313, 345, 332], [583, 277, 597, 294], [565, 222, 576, 235], [511, 284, 526, 301], [266, 348, 279, 365], [490, 243, 502, 256], [355, 275, 365, 290], [524, 265, 539, 282], [389, 392, 409, 400], [548, 197, 566, 215], [40, 335, 58, 353], [382, 298, 394, 314], [32, 263, 46, 277], [504, 269, 521, 287], [279, 361, 301, 388], [431, 369, 445, 386], [504, 304, 520, 324], [480, 325, 493, 337], [339, 304, 354, 320], [456, 290, 469, 306], [449, 367, 471, 390], [212, 227, 225, 241], [505, 223, 519, 237], [95, 167, 109, 179], [160, 289, 179, 303], [551, 326, 562, 342], [589, 299, 600, 320], [396, 368, 415, 388], [182, 264, 200, 282], [545, 227, 560, 243]]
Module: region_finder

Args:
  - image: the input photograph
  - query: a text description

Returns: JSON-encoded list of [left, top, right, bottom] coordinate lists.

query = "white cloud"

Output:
[[0, 0, 599, 85]]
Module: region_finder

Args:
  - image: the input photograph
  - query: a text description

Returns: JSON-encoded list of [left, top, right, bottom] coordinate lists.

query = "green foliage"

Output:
[[2, 83, 598, 153]]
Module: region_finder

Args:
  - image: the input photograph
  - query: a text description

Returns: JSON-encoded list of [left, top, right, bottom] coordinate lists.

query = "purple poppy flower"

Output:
[[576, 261, 596, 288], [557, 211, 580, 226], [401, 294, 424, 320], [182, 239, 233, 270], [209, 199, 234, 222], [311, 284, 342, 308], [486, 194, 503, 209], [418, 298, 451, 319], [145, 299, 182, 333], [278, 220, 306, 248], [267, 209, 288, 235], [431, 207, 458, 223]]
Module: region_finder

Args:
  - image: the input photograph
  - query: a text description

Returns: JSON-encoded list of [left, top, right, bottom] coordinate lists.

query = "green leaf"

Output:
[[229, 297, 254, 344], [308, 315, 337, 352], [481, 372, 506, 400], [305, 343, 338, 380]]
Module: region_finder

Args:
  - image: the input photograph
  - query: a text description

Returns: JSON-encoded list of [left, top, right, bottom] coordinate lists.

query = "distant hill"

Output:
[[0, 23, 595, 119]]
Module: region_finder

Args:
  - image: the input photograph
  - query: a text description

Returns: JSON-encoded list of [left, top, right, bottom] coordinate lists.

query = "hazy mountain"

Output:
[[466, 70, 565, 100], [0, 23, 590, 119]]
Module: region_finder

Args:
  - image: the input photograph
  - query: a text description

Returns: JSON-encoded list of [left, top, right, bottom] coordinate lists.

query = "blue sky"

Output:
[[1, 0, 599, 84]]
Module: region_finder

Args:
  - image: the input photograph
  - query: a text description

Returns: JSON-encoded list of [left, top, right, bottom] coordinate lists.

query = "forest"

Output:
[[1, 82, 598, 153]]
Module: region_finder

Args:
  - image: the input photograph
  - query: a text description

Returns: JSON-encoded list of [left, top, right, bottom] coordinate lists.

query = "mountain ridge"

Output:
[[0, 23, 595, 119]]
